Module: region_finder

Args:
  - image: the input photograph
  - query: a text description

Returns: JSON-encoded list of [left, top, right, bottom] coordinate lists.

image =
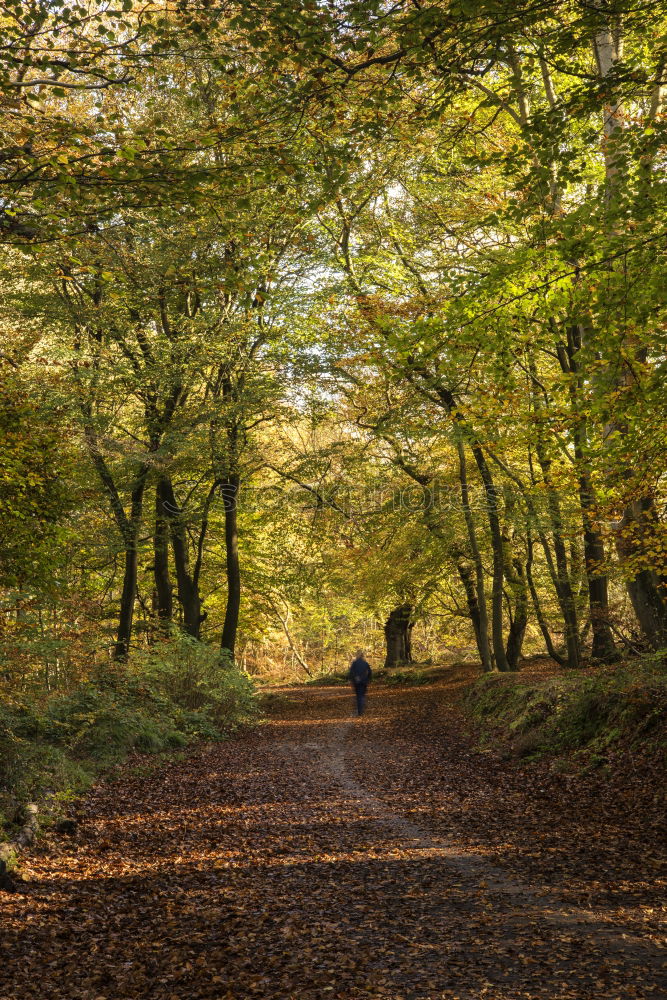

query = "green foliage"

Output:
[[0, 377, 70, 588], [302, 663, 439, 687], [0, 699, 91, 826], [44, 683, 188, 760], [131, 634, 259, 730], [0, 641, 259, 831], [304, 670, 353, 687]]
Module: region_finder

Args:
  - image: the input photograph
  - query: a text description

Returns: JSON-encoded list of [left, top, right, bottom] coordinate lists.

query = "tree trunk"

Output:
[[583, 520, 617, 660], [455, 437, 493, 671], [616, 499, 667, 649], [504, 558, 528, 669], [115, 542, 138, 660], [153, 484, 172, 631], [591, 17, 665, 648], [564, 326, 617, 661], [471, 443, 510, 672], [269, 595, 312, 676], [220, 474, 241, 661], [592, 14, 624, 207], [455, 556, 493, 672], [527, 359, 583, 668], [115, 481, 146, 660], [486, 438, 580, 668], [383, 604, 413, 668], [538, 494, 582, 668], [158, 477, 203, 639], [428, 382, 509, 671], [80, 413, 149, 661], [501, 513, 528, 670], [526, 531, 566, 665]]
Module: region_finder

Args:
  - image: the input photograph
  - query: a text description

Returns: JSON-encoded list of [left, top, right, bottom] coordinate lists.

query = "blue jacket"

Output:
[[349, 657, 372, 684]]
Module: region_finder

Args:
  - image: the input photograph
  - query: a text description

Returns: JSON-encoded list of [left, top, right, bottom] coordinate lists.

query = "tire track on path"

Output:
[[285, 690, 663, 988]]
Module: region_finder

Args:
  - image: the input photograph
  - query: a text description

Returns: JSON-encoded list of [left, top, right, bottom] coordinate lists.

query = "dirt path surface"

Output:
[[2, 676, 665, 1000]]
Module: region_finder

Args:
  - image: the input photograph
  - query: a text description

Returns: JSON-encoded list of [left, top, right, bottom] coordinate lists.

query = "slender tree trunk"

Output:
[[536, 488, 582, 668], [455, 556, 493, 671], [581, 510, 616, 660], [528, 360, 582, 667], [455, 437, 493, 671], [158, 477, 203, 639], [525, 532, 566, 665], [501, 512, 528, 670], [469, 442, 510, 671], [428, 382, 509, 671], [220, 474, 241, 660], [153, 484, 172, 631], [80, 418, 148, 661], [592, 14, 624, 207], [489, 439, 580, 667], [383, 604, 413, 667], [546, 529, 581, 665], [615, 499, 667, 649], [592, 17, 667, 648], [115, 543, 138, 660], [269, 595, 312, 676], [114, 476, 147, 660], [504, 557, 528, 669], [564, 326, 617, 661]]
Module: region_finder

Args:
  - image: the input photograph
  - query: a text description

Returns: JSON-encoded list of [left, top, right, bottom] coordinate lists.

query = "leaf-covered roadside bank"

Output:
[[1, 675, 664, 1000], [464, 654, 667, 762], [0, 637, 259, 873]]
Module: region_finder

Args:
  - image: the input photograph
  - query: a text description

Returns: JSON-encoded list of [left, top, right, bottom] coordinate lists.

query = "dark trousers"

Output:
[[353, 682, 368, 716]]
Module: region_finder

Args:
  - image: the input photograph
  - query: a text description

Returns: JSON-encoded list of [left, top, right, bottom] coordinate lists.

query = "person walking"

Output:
[[349, 649, 373, 717]]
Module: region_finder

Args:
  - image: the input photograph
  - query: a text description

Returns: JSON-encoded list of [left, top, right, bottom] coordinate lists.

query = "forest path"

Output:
[[2, 675, 664, 1000]]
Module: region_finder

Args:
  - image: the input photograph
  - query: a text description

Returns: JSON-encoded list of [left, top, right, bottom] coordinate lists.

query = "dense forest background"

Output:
[[1, 0, 665, 698]]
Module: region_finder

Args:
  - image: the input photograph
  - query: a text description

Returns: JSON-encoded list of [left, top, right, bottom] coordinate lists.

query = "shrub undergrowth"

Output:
[[0, 634, 259, 833]]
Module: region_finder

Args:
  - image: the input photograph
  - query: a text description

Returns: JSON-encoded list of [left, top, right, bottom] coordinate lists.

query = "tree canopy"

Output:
[[1, 0, 665, 680]]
